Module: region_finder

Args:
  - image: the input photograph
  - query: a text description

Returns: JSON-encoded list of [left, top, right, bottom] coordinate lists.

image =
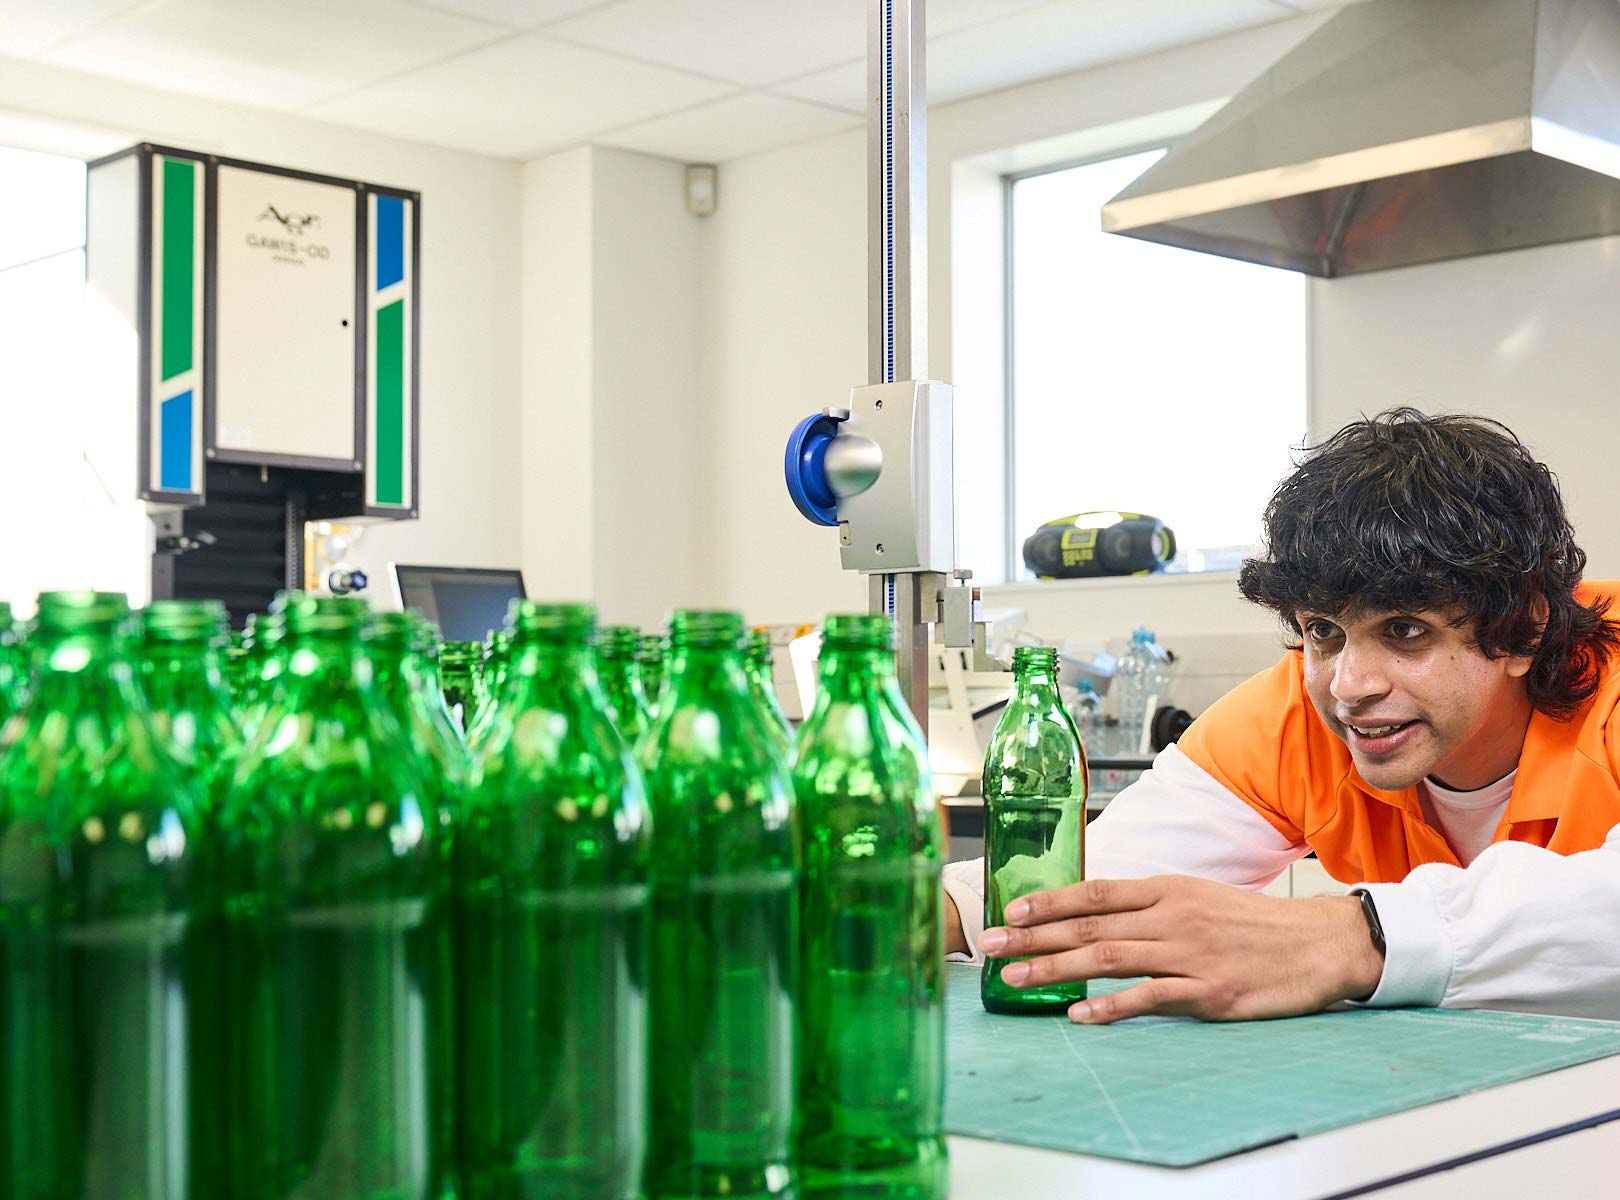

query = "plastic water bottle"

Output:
[[1069, 678, 1101, 742], [1114, 627, 1166, 752]]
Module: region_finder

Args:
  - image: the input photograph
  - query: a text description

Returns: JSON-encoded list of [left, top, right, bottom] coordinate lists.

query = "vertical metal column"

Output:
[[868, 0, 934, 737]]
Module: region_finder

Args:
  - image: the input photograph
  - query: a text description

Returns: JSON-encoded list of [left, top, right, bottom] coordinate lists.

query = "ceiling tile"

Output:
[[546, 0, 867, 86], [42, 0, 509, 110], [1269, 0, 1372, 10], [597, 91, 858, 162], [403, 0, 614, 29], [770, 58, 865, 114], [0, 0, 141, 58], [924, 0, 1290, 105], [308, 32, 734, 158]]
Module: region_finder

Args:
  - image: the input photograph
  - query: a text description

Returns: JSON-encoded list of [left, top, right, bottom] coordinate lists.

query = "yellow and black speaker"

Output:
[[1022, 511, 1177, 579]]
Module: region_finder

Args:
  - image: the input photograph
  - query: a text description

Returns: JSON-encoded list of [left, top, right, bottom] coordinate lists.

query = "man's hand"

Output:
[[977, 875, 1385, 1024]]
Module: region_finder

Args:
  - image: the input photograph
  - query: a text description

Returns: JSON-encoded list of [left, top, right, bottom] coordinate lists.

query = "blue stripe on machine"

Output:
[[376, 195, 404, 291], [160, 390, 193, 492]]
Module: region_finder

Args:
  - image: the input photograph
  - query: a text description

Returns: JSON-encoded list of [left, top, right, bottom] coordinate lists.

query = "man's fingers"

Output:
[[1069, 977, 1203, 1025], [980, 911, 1149, 959], [1004, 876, 1166, 925], [999, 940, 1169, 988]]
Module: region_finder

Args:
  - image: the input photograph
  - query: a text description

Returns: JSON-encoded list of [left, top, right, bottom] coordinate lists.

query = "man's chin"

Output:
[[1349, 750, 1428, 793]]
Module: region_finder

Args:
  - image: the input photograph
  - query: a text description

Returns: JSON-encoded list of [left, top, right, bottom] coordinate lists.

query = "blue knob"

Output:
[[783, 412, 843, 527]]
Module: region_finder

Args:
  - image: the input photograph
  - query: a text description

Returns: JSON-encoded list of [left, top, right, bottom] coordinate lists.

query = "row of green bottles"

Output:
[[0, 592, 945, 1200], [438, 639, 483, 733], [0, 593, 222, 1200], [980, 645, 1088, 1014]]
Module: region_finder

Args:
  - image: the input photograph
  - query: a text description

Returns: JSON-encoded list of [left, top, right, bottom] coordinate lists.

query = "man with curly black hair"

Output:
[[943, 408, 1620, 1022]]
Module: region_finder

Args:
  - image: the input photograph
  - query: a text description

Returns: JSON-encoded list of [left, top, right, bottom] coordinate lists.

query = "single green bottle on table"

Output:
[[745, 629, 792, 752], [220, 595, 456, 1200], [595, 623, 651, 745], [640, 609, 799, 1200], [0, 590, 220, 1200], [137, 599, 242, 823], [793, 614, 948, 1197], [981, 645, 1088, 1014], [0, 598, 24, 724], [439, 638, 484, 736], [466, 627, 513, 747], [638, 632, 667, 712], [457, 601, 653, 1200]]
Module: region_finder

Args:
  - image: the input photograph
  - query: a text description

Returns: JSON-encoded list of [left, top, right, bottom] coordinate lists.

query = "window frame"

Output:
[[1000, 141, 1306, 585]]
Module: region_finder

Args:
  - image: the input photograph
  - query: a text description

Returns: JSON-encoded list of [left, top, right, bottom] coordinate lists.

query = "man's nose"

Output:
[[1330, 640, 1392, 708]]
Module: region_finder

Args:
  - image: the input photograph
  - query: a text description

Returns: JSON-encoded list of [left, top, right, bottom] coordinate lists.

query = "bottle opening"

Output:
[[595, 624, 640, 658], [34, 590, 129, 633], [1011, 645, 1059, 673], [508, 601, 595, 641], [363, 610, 417, 652], [669, 610, 744, 649], [282, 596, 368, 636], [822, 613, 894, 650], [140, 599, 228, 645]]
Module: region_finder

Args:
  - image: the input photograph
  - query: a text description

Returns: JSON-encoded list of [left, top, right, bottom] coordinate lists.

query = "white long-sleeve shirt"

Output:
[[943, 742, 1620, 1019]]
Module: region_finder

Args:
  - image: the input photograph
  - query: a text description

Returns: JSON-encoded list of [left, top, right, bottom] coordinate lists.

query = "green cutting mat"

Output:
[[943, 963, 1620, 1167]]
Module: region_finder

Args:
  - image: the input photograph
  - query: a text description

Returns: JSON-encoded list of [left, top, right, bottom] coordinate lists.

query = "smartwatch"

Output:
[[1350, 887, 1387, 957]]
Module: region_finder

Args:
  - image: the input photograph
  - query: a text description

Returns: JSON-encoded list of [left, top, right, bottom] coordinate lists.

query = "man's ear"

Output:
[[1506, 594, 1551, 680]]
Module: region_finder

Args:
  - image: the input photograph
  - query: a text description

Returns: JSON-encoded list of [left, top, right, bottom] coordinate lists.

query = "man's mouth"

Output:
[[1343, 719, 1420, 753]]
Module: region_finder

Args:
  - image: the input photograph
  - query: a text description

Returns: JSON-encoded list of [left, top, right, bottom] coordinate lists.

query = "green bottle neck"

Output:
[[28, 630, 132, 708], [817, 644, 896, 700], [141, 646, 231, 713]]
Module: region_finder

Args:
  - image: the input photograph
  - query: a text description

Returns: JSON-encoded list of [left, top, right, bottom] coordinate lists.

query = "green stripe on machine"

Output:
[[160, 158, 195, 382], [376, 299, 405, 506]]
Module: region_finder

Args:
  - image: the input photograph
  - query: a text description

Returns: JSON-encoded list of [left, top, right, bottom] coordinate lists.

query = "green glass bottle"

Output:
[[409, 615, 470, 782], [793, 614, 947, 1196], [466, 627, 512, 747], [638, 633, 667, 712], [980, 645, 1087, 1014], [439, 639, 483, 736], [457, 602, 653, 1200], [365, 611, 467, 815], [235, 608, 288, 741], [138, 599, 241, 818], [745, 629, 792, 751], [0, 591, 220, 1199], [0, 598, 23, 725], [596, 623, 651, 745], [641, 610, 799, 1200], [221, 596, 455, 1200]]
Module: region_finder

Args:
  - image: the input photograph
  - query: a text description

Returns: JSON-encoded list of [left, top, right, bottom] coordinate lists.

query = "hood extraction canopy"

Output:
[[1101, 0, 1620, 276]]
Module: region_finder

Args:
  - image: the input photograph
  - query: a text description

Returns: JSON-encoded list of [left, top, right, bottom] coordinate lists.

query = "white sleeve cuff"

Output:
[[1350, 882, 1455, 1008], [942, 857, 985, 964]]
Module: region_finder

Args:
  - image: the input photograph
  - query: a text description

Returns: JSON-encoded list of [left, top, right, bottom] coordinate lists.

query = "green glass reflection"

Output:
[[438, 639, 483, 737], [595, 624, 650, 746], [745, 629, 792, 753], [221, 596, 455, 1200], [980, 645, 1087, 1014], [640, 610, 799, 1200], [457, 601, 652, 1200], [792, 614, 947, 1198], [138, 599, 241, 819], [0, 591, 219, 1199]]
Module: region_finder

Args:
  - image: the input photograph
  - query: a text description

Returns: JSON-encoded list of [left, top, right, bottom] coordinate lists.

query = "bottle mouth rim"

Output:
[[140, 599, 228, 643], [594, 624, 641, 655], [282, 596, 368, 635], [508, 601, 596, 639], [822, 613, 895, 649], [1011, 646, 1060, 669], [669, 609, 744, 648], [34, 590, 130, 630]]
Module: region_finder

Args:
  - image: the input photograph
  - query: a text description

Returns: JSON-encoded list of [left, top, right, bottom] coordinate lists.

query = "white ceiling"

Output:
[[0, 0, 1358, 163]]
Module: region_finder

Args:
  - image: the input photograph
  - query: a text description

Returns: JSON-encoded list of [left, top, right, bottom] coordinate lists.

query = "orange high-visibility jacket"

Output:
[[1176, 581, 1620, 885]]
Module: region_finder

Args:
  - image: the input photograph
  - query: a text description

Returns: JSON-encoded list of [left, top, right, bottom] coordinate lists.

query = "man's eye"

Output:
[[1389, 621, 1427, 641], [1304, 621, 1340, 641]]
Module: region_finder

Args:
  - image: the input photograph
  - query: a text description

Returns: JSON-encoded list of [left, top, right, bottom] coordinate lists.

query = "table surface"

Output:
[[946, 1018, 1620, 1199]]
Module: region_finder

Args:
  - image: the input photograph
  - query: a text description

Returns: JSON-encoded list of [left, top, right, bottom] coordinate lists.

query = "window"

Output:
[[0, 144, 148, 610], [1006, 147, 1306, 581]]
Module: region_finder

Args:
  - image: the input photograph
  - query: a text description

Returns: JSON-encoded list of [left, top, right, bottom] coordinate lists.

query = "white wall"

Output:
[[0, 56, 524, 602], [520, 144, 708, 628], [697, 16, 1329, 665], [1309, 237, 1620, 578]]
